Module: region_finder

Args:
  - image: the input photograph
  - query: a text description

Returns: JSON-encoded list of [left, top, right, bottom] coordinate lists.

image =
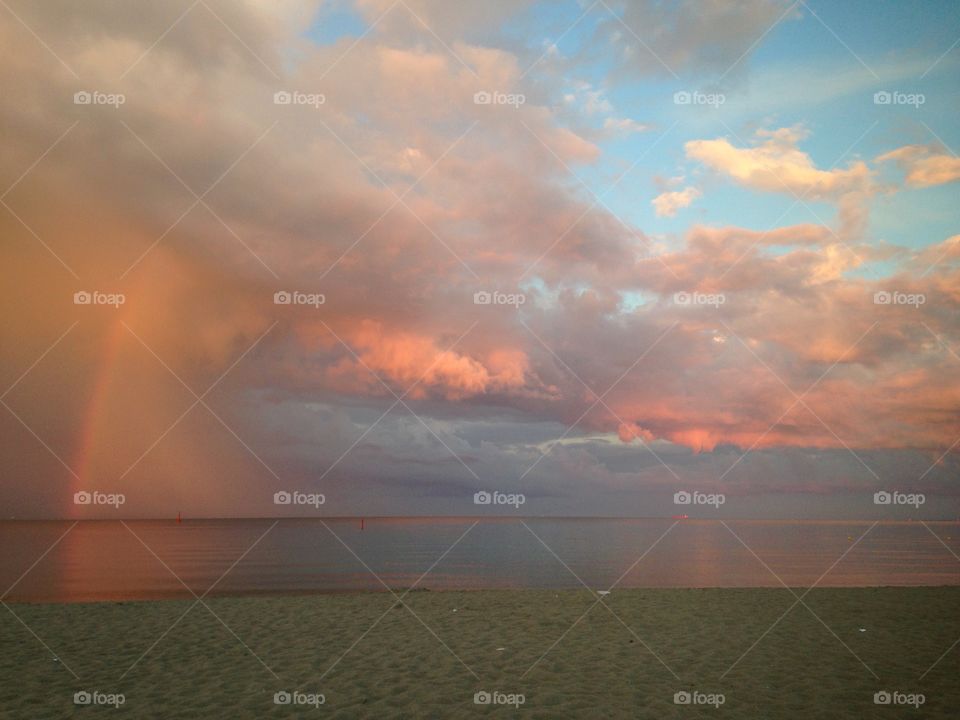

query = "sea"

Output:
[[1, 518, 957, 602]]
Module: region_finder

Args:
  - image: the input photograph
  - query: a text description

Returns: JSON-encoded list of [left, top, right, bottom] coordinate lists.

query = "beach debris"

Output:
[[858, 628, 867, 632], [452, 608, 458, 613], [597, 590, 610, 597], [497, 647, 505, 651]]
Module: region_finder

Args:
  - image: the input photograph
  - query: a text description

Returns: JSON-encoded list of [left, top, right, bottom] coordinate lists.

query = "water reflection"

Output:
[[1, 518, 957, 603]]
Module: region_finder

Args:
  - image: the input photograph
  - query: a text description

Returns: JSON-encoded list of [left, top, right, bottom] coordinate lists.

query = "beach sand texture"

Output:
[[2, 587, 958, 718]]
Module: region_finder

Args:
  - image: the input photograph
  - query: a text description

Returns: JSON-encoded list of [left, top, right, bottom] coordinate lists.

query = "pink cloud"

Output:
[[652, 186, 701, 217], [686, 126, 872, 200], [877, 144, 960, 188]]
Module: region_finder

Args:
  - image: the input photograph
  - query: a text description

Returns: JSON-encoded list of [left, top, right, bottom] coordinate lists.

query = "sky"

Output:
[[0, 0, 958, 519]]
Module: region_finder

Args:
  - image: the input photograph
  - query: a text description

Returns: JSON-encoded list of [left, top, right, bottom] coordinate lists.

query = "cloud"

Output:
[[355, 0, 533, 38], [907, 234, 960, 275], [685, 126, 872, 200], [0, 1, 957, 519], [328, 320, 532, 400], [685, 125, 876, 239], [876, 144, 960, 188], [600, 0, 799, 78], [602, 116, 653, 136], [652, 186, 701, 217], [617, 422, 654, 443]]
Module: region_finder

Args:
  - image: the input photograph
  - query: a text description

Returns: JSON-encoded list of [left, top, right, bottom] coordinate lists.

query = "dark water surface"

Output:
[[2, 518, 957, 602]]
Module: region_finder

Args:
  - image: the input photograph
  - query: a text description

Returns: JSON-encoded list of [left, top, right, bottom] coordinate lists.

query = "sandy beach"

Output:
[[2, 587, 957, 718]]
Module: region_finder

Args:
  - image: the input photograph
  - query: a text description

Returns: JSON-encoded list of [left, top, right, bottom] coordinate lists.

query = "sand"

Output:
[[2, 587, 958, 718]]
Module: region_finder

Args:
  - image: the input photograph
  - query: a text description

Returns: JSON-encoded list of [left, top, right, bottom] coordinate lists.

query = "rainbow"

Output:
[[70, 316, 127, 514]]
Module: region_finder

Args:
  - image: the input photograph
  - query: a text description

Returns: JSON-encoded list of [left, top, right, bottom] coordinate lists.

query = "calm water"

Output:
[[1, 518, 958, 603]]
